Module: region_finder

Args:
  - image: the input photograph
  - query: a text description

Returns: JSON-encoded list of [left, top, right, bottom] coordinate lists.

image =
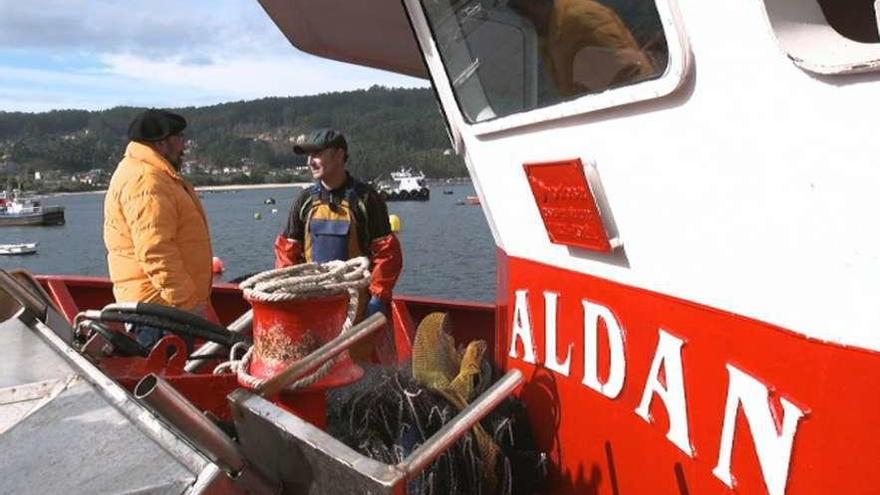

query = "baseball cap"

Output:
[[293, 128, 348, 154]]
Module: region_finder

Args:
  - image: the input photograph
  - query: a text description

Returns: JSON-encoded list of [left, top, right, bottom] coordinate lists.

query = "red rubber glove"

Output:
[[369, 234, 402, 301], [274, 234, 303, 268]]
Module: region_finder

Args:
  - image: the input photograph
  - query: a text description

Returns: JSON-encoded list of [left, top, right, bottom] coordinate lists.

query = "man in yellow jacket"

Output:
[[103, 109, 213, 347], [510, 0, 656, 96]]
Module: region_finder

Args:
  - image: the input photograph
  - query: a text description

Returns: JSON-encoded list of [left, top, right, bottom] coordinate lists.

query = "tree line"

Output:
[[0, 86, 466, 182]]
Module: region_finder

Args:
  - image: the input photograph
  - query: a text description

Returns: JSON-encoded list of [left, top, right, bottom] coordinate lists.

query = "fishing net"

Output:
[[327, 312, 546, 495]]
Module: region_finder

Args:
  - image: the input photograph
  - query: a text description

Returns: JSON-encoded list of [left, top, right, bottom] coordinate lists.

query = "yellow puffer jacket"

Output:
[[103, 142, 213, 310], [544, 0, 654, 95]]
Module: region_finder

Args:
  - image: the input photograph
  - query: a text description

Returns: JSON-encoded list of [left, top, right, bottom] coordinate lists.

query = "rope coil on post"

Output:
[[218, 257, 371, 392], [240, 257, 370, 302]]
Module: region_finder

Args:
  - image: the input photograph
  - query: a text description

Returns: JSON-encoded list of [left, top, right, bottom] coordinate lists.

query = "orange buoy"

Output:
[[212, 256, 225, 274]]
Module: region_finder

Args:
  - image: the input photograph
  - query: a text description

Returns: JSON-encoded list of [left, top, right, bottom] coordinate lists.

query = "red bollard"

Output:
[[241, 291, 363, 429]]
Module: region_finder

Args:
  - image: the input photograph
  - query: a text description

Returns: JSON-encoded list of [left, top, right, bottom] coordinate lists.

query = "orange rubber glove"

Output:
[[274, 234, 303, 268], [369, 234, 402, 301]]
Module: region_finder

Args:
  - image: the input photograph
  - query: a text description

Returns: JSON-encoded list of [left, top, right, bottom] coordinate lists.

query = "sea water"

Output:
[[0, 184, 496, 302]]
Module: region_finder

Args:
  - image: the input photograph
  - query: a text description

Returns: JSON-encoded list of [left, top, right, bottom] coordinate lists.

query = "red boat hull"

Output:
[[36, 274, 497, 420], [498, 254, 880, 495], [39, 257, 877, 495]]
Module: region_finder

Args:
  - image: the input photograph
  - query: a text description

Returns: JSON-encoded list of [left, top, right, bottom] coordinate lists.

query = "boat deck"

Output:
[[0, 271, 500, 494], [0, 308, 209, 494]]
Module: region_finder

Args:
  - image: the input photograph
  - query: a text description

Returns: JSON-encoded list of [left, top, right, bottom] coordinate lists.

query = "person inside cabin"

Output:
[[508, 0, 655, 96], [103, 109, 213, 349], [274, 129, 403, 354]]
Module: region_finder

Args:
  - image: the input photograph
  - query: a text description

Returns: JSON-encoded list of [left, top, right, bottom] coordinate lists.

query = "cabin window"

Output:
[[816, 0, 879, 44], [763, 0, 880, 74], [420, 0, 671, 124]]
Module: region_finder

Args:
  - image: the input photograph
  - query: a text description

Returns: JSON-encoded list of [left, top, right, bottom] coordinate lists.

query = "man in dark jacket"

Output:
[[274, 129, 402, 320]]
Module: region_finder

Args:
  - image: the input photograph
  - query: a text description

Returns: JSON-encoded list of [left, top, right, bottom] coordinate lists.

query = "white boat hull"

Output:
[[0, 243, 38, 255]]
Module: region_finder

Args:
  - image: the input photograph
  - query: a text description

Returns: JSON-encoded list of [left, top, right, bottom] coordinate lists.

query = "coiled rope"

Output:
[[215, 257, 370, 392]]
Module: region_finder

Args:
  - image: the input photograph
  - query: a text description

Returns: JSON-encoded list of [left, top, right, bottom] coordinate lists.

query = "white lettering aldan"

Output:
[[509, 289, 537, 363], [635, 329, 694, 457], [712, 365, 805, 495], [581, 299, 626, 398]]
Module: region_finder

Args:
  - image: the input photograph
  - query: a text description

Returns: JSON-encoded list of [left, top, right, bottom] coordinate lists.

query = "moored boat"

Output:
[[377, 167, 430, 201], [0, 243, 37, 255], [3, 0, 880, 493], [253, 0, 880, 493], [0, 192, 65, 226]]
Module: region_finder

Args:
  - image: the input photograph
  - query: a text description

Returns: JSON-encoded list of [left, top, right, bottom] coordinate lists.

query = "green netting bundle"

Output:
[[328, 310, 548, 494], [327, 365, 546, 495]]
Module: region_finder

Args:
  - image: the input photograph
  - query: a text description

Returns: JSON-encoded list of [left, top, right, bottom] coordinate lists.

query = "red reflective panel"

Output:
[[524, 159, 612, 252]]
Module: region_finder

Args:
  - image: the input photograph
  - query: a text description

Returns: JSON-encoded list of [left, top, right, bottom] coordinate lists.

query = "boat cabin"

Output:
[[259, 0, 880, 493]]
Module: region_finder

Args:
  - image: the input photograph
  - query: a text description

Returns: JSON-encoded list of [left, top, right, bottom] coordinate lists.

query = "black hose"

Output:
[[83, 320, 150, 357], [229, 271, 261, 284], [183, 353, 229, 362], [97, 311, 242, 346], [132, 302, 232, 337]]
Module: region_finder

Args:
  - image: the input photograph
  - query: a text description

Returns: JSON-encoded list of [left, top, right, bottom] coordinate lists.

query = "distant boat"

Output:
[[442, 189, 454, 195], [456, 195, 480, 206], [377, 168, 430, 201], [0, 191, 65, 226], [264, 197, 276, 205], [0, 242, 38, 255]]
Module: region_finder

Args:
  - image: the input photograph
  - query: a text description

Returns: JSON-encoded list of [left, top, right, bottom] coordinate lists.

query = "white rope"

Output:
[[213, 341, 251, 375], [218, 257, 371, 392], [240, 257, 370, 302]]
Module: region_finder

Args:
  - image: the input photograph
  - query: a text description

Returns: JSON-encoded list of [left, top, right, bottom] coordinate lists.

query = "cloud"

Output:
[[0, 65, 202, 111], [99, 52, 426, 102], [0, 1, 428, 112], [0, 0, 300, 60]]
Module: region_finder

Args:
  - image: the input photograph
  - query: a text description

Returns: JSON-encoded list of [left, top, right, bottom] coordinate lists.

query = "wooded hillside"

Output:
[[0, 86, 464, 184]]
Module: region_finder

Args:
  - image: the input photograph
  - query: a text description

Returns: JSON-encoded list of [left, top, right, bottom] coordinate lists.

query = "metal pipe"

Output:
[[183, 341, 227, 373], [226, 308, 254, 334], [185, 309, 253, 373], [134, 373, 244, 475], [102, 302, 138, 311], [398, 369, 524, 477], [255, 312, 386, 397], [0, 270, 47, 320]]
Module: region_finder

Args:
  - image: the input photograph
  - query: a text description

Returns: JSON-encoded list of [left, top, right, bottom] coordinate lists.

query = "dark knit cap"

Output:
[[128, 109, 187, 142], [293, 128, 347, 154]]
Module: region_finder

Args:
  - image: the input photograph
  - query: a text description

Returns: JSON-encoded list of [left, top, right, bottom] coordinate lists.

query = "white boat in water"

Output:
[[0, 190, 65, 226], [377, 167, 430, 201], [0, 243, 38, 255]]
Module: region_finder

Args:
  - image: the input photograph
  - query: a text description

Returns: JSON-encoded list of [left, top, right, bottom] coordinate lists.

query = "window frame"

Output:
[[761, 0, 880, 75], [407, 0, 692, 137]]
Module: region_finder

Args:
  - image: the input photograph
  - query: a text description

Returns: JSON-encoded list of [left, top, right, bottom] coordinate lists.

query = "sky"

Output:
[[0, 0, 428, 113]]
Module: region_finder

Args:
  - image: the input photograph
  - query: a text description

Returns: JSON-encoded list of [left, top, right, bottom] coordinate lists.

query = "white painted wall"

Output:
[[407, 0, 880, 351]]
